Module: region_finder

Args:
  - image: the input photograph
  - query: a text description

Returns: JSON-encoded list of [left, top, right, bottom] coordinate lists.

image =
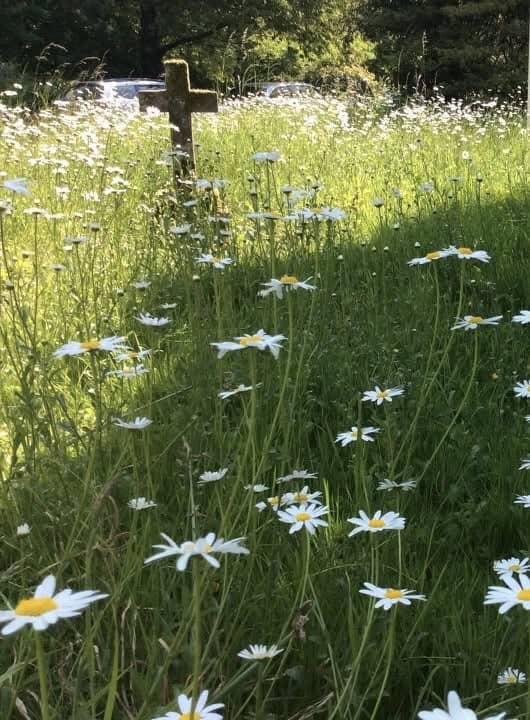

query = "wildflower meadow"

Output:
[[1, 89, 530, 719]]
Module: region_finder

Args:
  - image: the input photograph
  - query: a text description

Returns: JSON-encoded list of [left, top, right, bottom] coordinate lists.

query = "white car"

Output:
[[63, 79, 165, 105]]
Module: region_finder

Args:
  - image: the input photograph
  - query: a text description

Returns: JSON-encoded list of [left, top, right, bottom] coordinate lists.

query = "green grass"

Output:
[[0, 90, 530, 719]]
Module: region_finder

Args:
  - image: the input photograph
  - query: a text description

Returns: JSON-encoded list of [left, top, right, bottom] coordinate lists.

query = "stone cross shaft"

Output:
[[138, 59, 218, 176]]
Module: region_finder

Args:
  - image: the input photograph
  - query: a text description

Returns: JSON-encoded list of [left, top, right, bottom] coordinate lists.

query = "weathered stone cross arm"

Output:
[[139, 59, 218, 176]]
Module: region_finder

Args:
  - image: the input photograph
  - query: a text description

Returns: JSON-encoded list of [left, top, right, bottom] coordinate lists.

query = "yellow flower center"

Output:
[[517, 589, 530, 601], [280, 274, 298, 284], [468, 316, 483, 324], [203, 544, 213, 553], [506, 675, 517, 684], [350, 430, 358, 439], [376, 390, 390, 399], [384, 589, 403, 599], [212, 256, 221, 263], [15, 597, 58, 616], [294, 493, 308, 502], [180, 713, 201, 720], [426, 251, 441, 260], [509, 564, 521, 572], [80, 339, 101, 351], [368, 519, 386, 529], [268, 496, 279, 506], [296, 512, 311, 522], [457, 247, 473, 255], [239, 335, 262, 346]]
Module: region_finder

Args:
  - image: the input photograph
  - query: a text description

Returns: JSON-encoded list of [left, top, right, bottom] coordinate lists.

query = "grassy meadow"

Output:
[[0, 89, 530, 719]]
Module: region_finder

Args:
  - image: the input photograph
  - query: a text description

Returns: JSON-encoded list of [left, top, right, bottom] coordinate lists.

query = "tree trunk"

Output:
[[139, 0, 162, 77]]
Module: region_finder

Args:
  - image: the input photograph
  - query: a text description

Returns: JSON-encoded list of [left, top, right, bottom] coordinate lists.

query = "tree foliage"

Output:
[[360, 0, 529, 97], [0, 0, 371, 88]]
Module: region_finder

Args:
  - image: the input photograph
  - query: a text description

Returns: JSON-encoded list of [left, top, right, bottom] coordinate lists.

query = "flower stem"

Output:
[[255, 662, 265, 720], [191, 559, 203, 710], [35, 632, 50, 720], [298, 530, 311, 607], [368, 610, 396, 720], [527, 614, 530, 720]]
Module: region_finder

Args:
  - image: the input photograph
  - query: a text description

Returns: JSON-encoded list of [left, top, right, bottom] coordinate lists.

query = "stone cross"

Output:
[[138, 59, 218, 177]]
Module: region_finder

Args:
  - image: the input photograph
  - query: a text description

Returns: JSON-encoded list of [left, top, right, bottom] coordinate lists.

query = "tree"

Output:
[[0, 0, 370, 89], [359, 0, 529, 97]]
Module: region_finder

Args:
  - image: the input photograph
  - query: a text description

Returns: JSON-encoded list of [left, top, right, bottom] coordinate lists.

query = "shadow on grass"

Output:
[[2, 188, 530, 718]]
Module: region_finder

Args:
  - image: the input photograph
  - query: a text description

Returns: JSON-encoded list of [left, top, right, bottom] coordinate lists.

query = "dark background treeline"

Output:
[[0, 0, 528, 98]]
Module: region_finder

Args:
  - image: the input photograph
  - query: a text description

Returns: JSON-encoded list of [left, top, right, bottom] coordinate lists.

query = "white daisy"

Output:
[[258, 275, 316, 299], [53, 336, 128, 358], [169, 224, 192, 235], [0, 575, 107, 635], [256, 495, 283, 512], [113, 349, 151, 362], [287, 486, 323, 505], [247, 211, 282, 221], [276, 469, 318, 484], [107, 365, 150, 379], [152, 690, 223, 720], [497, 667, 526, 685], [211, 329, 287, 360], [144, 532, 249, 571], [243, 484, 269, 492], [276, 489, 321, 508], [359, 582, 426, 610], [136, 313, 171, 327], [418, 690, 505, 720], [494, 557, 530, 577], [335, 426, 380, 446], [252, 151, 281, 162], [347, 510, 406, 536], [195, 254, 233, 269], [317, 207, 346, 221], [131, 280, 151, 290], [3, 178, 29, 195], [514, 381, 530, 398], [484, 572, 530, 613], [277, 503, 329, 534], [218, 384, 259, 399], [113, 417, 152, 430], [512, 310, 530, 325], [16, 523, 31, 536], [419, 182, 434, 193], [451, 315, 502, 331], [362, 386, 404, 405], [407, 250, 451, 266], [198, 468, 228, 485], [128, 497, 157, 510], [514, 495, 530, 508], [160, 303, 177, 310], [444, 246, 491, 262], [65, 235, 88, 245], [376, 479, 417, 492], [237, 644, 284, 660]]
